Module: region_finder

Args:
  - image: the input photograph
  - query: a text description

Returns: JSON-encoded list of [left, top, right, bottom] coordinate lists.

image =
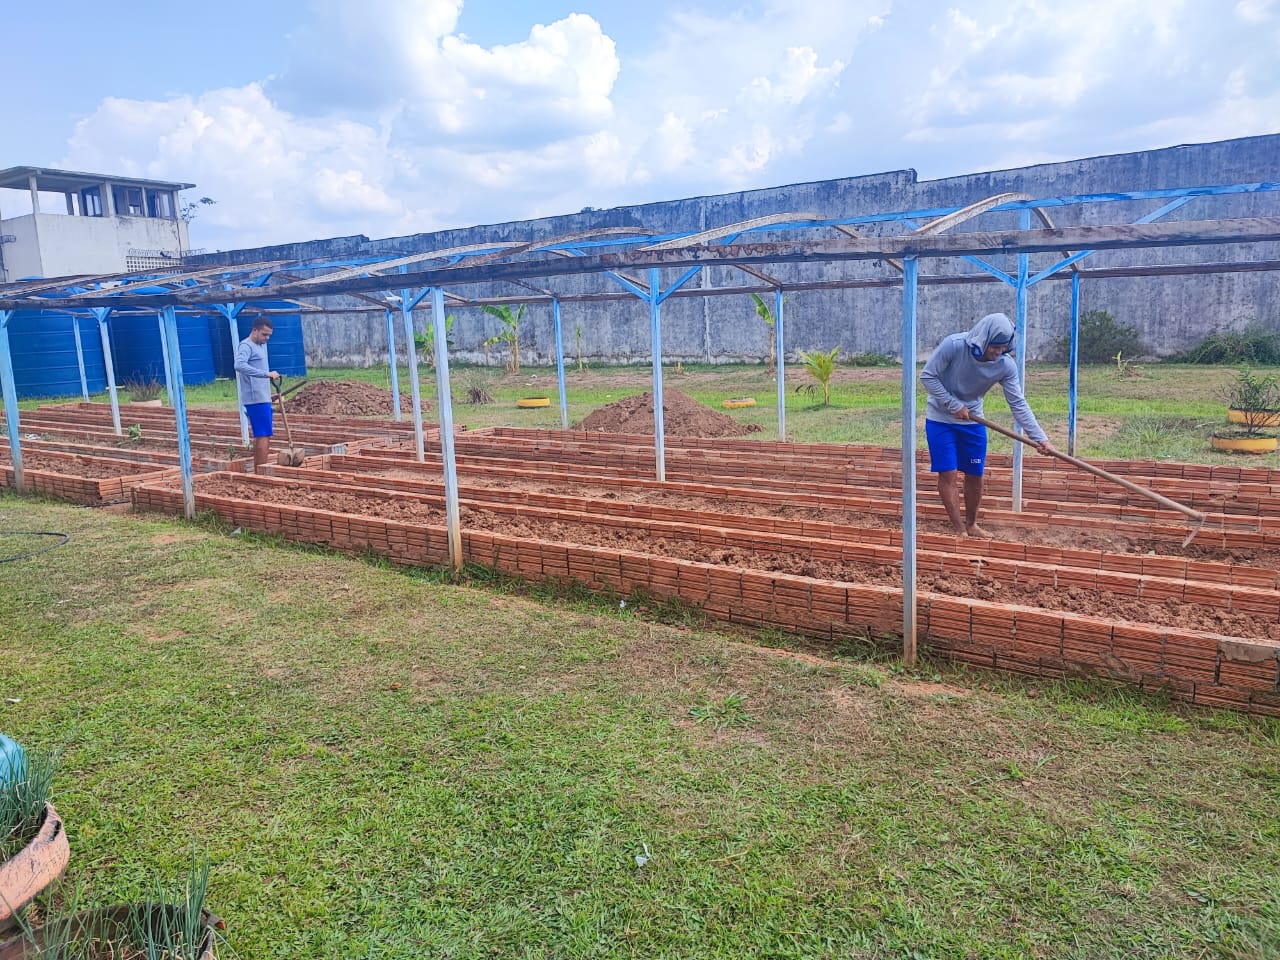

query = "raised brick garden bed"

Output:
[[132, 446, 1280, 716]]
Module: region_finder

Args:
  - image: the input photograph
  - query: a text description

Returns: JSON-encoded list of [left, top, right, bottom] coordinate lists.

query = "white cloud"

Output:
[[42, 0, 1280, 251]]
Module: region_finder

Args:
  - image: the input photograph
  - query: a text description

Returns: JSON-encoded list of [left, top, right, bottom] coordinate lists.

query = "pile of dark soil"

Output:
[[287, 380, 416, 417], [578, 390, 758, 438]]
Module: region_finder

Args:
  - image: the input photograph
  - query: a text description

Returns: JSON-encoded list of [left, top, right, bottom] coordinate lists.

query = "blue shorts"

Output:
[[926, 419, 987, 475], [244, 402, 273, 438]]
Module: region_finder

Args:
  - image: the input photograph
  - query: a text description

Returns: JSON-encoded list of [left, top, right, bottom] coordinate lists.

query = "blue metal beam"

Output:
[[649, 270, 666, 482], [553, 299, 569, 430], [0, 311, 23, 494], [92, 308, 120, 435], [214, 302, 250, 444], [1068, 273, 1081, 456], [159, 306, 195, 519], [1011, 210, 1032, 511], [431, 286, 463, 570], [69, 315, 89, 401], [775, 288, 786, 441], [900, 258, 919, 665], [384, 308, 402, 422]]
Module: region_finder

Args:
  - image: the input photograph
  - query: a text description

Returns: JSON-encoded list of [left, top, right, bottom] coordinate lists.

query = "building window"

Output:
[[80, 186, 103, 217], [113, 186, 145, 216], [146, 190, 174, 218]]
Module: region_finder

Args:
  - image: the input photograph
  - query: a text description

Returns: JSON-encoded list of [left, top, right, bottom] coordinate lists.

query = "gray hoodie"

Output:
[[919, 313, 1048, 442]]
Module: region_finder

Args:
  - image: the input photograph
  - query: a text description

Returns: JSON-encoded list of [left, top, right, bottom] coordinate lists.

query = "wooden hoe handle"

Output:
[[969, 414, 1206, 523]]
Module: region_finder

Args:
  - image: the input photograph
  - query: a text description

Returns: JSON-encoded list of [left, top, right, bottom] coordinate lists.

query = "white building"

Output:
[[0, 166, 196, 283]]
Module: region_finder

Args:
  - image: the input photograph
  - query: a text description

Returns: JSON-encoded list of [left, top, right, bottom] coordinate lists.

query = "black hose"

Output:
[[0, 531, 70, 564]]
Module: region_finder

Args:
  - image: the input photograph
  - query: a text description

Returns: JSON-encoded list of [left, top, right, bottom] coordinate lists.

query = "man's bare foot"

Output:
[[966, 524, 993, 539]]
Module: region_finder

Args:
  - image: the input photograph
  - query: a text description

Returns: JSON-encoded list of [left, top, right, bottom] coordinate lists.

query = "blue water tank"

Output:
[[210, 305, 307, 379], [108, 311, 216, 386], [0, 732, 24, 789], [6, 311, 108, 400]]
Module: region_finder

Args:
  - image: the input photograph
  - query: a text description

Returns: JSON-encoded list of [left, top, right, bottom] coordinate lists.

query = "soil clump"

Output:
[[578, 390, 757, 438], [289, 380, 414, 417]]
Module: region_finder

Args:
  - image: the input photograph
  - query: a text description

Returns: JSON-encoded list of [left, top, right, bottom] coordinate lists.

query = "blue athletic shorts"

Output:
[[925, 419, 987, 475], [244, 402, 273, 438]]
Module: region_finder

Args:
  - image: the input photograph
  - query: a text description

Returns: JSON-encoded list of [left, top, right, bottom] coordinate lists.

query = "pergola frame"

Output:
[[2, 180, 1278, 664]]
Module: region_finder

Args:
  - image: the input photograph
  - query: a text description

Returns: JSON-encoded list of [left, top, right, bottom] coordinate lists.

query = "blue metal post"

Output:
[[900, 257, 919, 666], [649, 270, 666, 482], [385, 308, 402, 422], [431, 287, 462, 570], [0, 311, 23, 493], [775, 288, 786, 441], [159, 306, 195, 519], [156, 313, 173, 407], [401, 294, 425, 462], [94, 308, 120, 435], [1068, 273, 1081, 456], [552, 299, 569, 430], [217, 304, 250, 445], [70, 315, 89, 401], [1011, 209, 1031, 512]]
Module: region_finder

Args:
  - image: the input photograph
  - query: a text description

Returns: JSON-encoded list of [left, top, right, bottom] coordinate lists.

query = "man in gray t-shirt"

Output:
[[919, 312, 1053, 538], [234, 315, 280, 467]]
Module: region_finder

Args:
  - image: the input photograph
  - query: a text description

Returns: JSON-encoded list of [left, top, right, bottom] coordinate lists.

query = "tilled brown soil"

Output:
[[351, 467, 1280, 568], [0, 452, 165, 479], [194, 476, 1279, 640]]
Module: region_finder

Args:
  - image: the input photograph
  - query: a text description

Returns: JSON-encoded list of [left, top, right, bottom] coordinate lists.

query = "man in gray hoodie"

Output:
[[234, 315, 280, 467], [919, 312, 1053, 537]]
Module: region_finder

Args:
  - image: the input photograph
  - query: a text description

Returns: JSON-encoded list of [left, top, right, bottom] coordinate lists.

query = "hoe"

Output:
[[970, 414, 1207, 548], [273, 377, 306, 467]]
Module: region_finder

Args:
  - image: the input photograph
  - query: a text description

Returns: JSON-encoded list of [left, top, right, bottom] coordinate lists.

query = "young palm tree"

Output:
[[800, 346, 840, 406]]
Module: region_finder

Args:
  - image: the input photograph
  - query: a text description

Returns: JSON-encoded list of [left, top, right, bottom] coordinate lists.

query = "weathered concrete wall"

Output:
[[188, 135, 1280, 366]]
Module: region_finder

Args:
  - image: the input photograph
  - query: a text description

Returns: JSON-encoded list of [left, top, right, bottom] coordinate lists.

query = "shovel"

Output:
[[273, 377, 306, 467], [969, 413, 1207, 547]]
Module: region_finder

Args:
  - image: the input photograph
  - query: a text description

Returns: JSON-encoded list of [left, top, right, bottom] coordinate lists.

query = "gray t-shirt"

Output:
[[234, 338, 272, 405]]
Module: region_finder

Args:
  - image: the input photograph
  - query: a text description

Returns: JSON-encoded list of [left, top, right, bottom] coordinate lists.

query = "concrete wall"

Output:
[[189, 134, 1280, 367]]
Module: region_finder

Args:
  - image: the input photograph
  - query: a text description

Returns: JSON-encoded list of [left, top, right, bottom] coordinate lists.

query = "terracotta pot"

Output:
[[0, 804, 70, 932], [1227, 408, 1280, 427], [0, 905, 221, 959], [1211, 434, 1279, 454]]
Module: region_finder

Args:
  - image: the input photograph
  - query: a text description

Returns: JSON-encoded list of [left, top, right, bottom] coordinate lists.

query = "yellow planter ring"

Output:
[[516, 396, 551, 408], [1211, 434, 1278, 454], [1227, 408, 1280, 427], [722, 397, 757, 409]]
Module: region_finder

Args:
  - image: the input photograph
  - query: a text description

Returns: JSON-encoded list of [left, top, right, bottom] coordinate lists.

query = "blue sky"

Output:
[[3, 0, 1278, 252]]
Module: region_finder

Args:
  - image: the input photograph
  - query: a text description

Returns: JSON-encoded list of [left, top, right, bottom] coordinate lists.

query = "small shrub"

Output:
[[1054, 310, 1144, 363], [1216, 366, 1280, 437], [1169, 322, 1280, 365], [455, 378, 494, 405], [123, 374, 164, 402]]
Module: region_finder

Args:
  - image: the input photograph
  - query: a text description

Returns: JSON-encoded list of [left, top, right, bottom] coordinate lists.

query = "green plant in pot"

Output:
[[1212, 366, 1280, 453], [0, 742, 69, 934], [0, 856, 224, 959]]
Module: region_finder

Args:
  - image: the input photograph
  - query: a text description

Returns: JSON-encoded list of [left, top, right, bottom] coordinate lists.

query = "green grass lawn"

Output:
[[29, 361, 1271, 466], [1, 497, 1278, 958]]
